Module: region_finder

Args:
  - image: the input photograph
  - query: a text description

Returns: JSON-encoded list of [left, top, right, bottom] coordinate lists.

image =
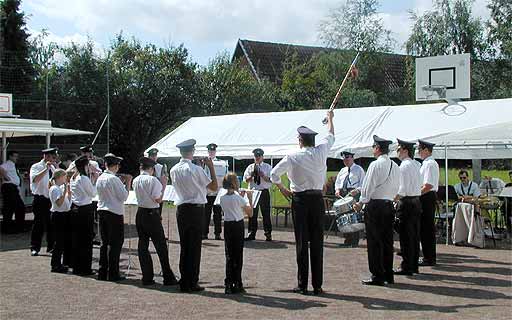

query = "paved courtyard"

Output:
[[1, 207, 511, 320]]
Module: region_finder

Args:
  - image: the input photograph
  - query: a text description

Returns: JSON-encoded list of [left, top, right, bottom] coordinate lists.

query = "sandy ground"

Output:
[[1, 207, 511, 320]]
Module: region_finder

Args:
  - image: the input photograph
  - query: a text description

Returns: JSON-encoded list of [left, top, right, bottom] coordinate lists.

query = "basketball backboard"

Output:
[[415, 53, 470, 101], [0, 93, 13, 117]]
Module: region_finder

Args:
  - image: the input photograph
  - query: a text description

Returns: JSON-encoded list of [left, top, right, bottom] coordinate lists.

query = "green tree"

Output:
[[319, 0, 395, 52], [487, 0, 512, 59], [0, 0, 34, 95]]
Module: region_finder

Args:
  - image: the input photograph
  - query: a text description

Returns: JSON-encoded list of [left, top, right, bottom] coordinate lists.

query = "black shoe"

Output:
[[30, 250, 39, 256], [225, 286, 233, 294], [110, 276, 126, 282], [394, 269, 413, 276], [313, 288, 324, 295], [292, 287, 308, 295], [244, 234, 256, 241], [215, 234, 222, 240], [142, 279, 156, 286], [386, 277, 395, 284], [265, 234, 272, 241], [362, 279, 385, 286], [190, 285, 205, 292], [163, 278, 179, 286], [418, 259, 436, 267], [51, 266, 68, 273], [180, 286, 191, 293], [413, 269, 420, 274]]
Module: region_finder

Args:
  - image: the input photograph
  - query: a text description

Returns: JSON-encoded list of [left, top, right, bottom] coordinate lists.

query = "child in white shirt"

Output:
[[219, 172, 253, 294], [49, 169, 71, 273]]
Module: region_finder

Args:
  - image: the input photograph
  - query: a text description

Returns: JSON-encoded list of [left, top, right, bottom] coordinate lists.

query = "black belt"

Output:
[[138, 207, 161, 214], [402, 196, 420, 200], [294, 189, 323, 196], [369, 199, 393, 204], [177, 203, 205, 208], [34, 194, 49, 200]]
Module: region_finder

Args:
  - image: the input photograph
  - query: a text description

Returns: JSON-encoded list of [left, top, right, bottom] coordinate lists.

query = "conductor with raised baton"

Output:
[[203, 143, 227, 240], [170, 139, 218, 292], [270, 111, 335, 295], [353, 135, 399, 286]]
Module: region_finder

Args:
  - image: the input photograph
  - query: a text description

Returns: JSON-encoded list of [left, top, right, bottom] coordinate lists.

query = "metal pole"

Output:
[[232, 156, 235, 173], [270, 156, 274, 210], [2, 132, 6, 163], [45, 67, 49, 120], [445, 145, 449, 245], [46, 133, 51, 148], [106, 59, 110, 153]]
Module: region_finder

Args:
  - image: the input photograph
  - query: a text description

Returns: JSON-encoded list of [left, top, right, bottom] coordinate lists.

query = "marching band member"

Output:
[[147, 148, 167, 216], [270, 111, 335, 295], [334, 150, 365, 247], [170, 139, 217, 293], [133, 157, 178, 286], [96, 153, 131, 282], [353, 135, 399, 286], [203, 143, 227, 240], [454, 170, 481, 203], [0, 151, 26, 234], [243, 148, 273, 241], [70, 155, 97, 275], [418, 139, 439, 267], [219, 172, 253, 294], [48, 169, 72, 273], [394, 139, 422, 276], [29, 147, 58, 256]]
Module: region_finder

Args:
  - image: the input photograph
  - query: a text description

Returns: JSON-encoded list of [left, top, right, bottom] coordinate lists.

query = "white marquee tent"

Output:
[[148, 98, 512, 159]]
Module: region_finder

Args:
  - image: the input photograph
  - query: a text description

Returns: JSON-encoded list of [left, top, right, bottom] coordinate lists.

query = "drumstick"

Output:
[[322, 52, 360, 125]]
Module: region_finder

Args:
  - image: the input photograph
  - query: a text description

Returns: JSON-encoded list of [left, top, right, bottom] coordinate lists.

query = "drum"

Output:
[[336, 212, 365, 234], [333, 196, 355, 215]]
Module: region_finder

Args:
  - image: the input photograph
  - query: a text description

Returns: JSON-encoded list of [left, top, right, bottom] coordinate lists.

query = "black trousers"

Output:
[[204, 195, 222, 236], [291, 191, 325, 290], [224, 220, 244, 287], [176, 204, 203, 289], [50, 211, 71, 270], [248, 189, 271, 236], [1, 183, 26, 232], [135, 207, 176, 283], [396, 197, 421, 272], [71, 204, 95, 274], [420, 191, 437, 264], [365, 199, 394, 282], [30, 195, 54, 252], [98, 210, 125, 280]]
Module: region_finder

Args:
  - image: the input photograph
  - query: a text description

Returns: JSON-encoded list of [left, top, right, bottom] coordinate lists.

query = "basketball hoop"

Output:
[[422, 85, 447, 99]]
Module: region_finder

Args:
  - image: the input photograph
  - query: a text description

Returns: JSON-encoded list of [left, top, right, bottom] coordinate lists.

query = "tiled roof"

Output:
[[233, 39, 408, 90]]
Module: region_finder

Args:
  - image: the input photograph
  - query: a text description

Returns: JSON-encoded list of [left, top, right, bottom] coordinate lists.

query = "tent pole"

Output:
[[445, 145, 449, 246], [270, 156, 274, 211], [232, 157, 235, 173], [2, 132, 6, 163], [46, 133, 51, 148]]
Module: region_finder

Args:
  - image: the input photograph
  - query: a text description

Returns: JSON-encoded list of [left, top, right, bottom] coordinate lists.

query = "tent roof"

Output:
[[148, 98, 512, 160], [0, 117, 93, 137]]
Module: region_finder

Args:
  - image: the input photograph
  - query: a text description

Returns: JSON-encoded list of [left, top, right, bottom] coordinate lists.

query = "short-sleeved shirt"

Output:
[[70, 175, 96, 206], [96, 170, 129, 215], [420, 156, 439, 192], [360, 154, 400, 203], [170, 159, 211, 206], [133, 171, 162, 209], [397, 158, 422, 197], [454, 181, 481, 197], [243, 162, 273, 190], [1, 160, 20, 186], [30, 160, 56, 198], [205, 157, 229, 196], [220, 192, 249, 222], [49, 185, 71, 212], [270, 133, 335, 192], [334, 163, 365, 191]]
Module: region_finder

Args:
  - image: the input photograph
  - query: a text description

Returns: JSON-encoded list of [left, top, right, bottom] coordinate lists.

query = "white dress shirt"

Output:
[[1, 160, 20, 186], [219, 192, 249, 222], [243, 162, 273, 190], [133, 171, 162, 209], [154, 163, 163, 179], [205, 157, 229, 196], [271, 133, 335, 192], [334, 163, 365, 191], [96, 170, 129, 215], [454, 181, 481, 197], [360, 154, 400, 203], [70, 175, 96, 206], [170, 159, 211, 206], [479, 178, 506, 195], [397, 158, 422, 197], [30, 160, 56, 198], [49, 185, 71, 212], [420, 156, 439, 192]]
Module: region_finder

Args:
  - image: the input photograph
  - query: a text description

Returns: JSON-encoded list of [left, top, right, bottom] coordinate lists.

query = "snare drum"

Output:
[[333, 196, 355, 215], [336, 212, 365, 234]]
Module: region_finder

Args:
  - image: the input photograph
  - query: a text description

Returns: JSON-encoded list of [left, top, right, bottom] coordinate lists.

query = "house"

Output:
[[232, 39, 408, 91]]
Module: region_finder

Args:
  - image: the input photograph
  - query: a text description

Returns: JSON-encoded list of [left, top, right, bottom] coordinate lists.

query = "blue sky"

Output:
[[21, 0, 490, 66]]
